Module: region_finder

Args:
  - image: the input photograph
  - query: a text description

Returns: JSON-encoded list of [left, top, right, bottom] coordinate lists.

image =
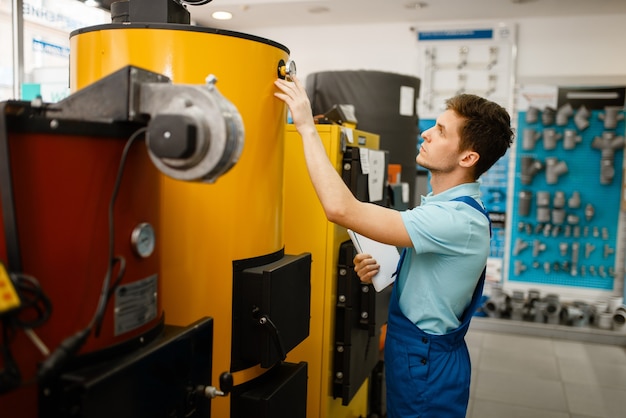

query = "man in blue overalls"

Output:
[[275, 76, 513, 417]]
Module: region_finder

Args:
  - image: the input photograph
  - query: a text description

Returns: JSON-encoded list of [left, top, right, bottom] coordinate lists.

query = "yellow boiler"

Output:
[[70, 23, 308, 418], [284, 124, 383, 418]]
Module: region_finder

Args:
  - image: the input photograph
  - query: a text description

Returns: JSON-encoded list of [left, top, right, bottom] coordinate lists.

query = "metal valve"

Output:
[[198, 385, 225, 399], [278, 59, 297, 80], [197, 371, 233, 399]]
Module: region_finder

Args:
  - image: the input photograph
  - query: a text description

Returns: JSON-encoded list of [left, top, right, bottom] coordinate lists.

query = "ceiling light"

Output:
[[405, 1, 428, 9], [212, 11, 233, 20], [308, 6, 330, 14], [84, 0, 100, 7]]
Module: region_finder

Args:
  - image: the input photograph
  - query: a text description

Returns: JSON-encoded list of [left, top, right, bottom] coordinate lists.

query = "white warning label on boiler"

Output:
[[114, 274, 158, 336]]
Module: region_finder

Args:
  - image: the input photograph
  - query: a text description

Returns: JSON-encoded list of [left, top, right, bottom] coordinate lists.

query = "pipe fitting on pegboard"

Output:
[[520, 156, 544, 185], [598, 106, 625, 130], [574, 105, 591, 130], [522, 128, 541, 150], [591, 131, 625, 185], [563, 129, 582, 150], [526, 106, 540, 124], [545, 157, 568, 184], [542, 128, 563, 151], [541, 106, 556, 126], [556, 103, 573, 126], [518, 190, 533, 216]]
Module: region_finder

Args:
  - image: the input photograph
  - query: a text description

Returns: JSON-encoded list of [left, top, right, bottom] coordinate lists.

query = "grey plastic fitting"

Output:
[[574, 105, 590, 130], [553, 191, 566, 208], [567, 191, 581, 208], [536, 191, 551, 206], [613, 306, 626, 332], [518, 190, 533, 216], [542, 106, 556, 126], [535, 190, 551, 223], [483, 285, 508, 318], [522, 128, 542, 150], [542, 128, 563, 150], [551, 209, 566, 225], [545, 157, 568, 184], [585, 203, 595, 221], [591, 131, 625, 185], [544, 294, 561, 325], [571, 242, 580, 276], [533, 239, 546, 257], [599, 106, 625, 130], [526, 106, 540, 124], [534, 301, 548, 323], [556, 103, 573, 126], [563, 129, 582, 150], [561, 302, 591, 327], [511, 298, 526, 321], [520, 156, 544, 184], [513, 238, 529, 256]]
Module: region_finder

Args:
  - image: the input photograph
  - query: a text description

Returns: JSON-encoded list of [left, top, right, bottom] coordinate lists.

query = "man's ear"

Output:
[[459, 151, 480, 168]]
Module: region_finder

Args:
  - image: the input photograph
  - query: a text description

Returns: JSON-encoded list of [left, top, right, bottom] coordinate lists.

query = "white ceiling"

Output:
[[185, 0, 626, 31]]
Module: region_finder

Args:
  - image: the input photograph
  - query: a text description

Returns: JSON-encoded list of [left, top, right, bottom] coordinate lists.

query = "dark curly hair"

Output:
[[445, 94, 514, 179]]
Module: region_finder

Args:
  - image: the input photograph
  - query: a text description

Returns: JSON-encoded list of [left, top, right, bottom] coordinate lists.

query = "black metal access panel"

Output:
[[333, 240, 391, 405], [231, 251, 312, 418]]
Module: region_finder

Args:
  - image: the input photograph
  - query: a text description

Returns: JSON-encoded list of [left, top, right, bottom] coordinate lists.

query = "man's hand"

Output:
[[274, 75, 316, 136], [353, 253, 380, 284]]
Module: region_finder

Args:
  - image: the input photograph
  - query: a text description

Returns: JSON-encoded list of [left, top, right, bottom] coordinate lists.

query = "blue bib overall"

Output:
[[385, 196, 490, 418]]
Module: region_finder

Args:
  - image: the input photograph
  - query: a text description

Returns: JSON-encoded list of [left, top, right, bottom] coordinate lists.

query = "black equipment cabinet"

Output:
[[39, 317, 214, 418]]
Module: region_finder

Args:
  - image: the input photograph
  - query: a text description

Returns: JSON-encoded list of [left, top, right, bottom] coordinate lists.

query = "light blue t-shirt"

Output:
[[398, 182, 490, 335]]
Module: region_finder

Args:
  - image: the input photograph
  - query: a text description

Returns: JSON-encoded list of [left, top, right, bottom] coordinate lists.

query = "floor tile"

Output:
[[585, 344, 626, 365], [481, 332, 555, 357], [558, 356, 599, 385], [591, 362, 626, 390], [564, 382, 608, 417], [474, 370, 568, 411], [479, 347, 560, 380], [553, 339, 589, 360], [466, 329, 485, 348], [600, 386, 626, 418], [469, 399, 569, 418]]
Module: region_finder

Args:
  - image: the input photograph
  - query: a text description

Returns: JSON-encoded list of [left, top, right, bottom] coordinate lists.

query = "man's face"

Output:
[[417, 109, 464, 174]]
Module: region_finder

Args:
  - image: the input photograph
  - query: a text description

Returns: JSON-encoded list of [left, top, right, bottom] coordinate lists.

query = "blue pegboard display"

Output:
[[508, 108, 625, 290], [480, 150, 510, 259]]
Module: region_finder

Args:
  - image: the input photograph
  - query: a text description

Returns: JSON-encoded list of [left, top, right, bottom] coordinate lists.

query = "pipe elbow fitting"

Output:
[[556, 103, 573, 126], [574, 105, 590, 130]]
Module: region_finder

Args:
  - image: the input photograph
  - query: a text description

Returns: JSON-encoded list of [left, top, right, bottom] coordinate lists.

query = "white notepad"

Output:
[[347, 229, 400, 292]]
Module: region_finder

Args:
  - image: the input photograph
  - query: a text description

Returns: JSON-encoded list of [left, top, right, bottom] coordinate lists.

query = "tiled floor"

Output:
[[465, 327, 626, 418]]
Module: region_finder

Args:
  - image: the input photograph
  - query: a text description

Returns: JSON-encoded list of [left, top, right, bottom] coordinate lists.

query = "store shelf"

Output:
[[471, 316, 626, 346]]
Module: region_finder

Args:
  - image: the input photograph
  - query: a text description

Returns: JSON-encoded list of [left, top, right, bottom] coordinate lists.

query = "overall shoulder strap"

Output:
[[451, 196, 491, 323], [451, 195, 491, 236]]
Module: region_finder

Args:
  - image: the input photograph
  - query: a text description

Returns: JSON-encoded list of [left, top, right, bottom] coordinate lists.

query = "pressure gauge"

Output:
[[131, 222, 156, 258]]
